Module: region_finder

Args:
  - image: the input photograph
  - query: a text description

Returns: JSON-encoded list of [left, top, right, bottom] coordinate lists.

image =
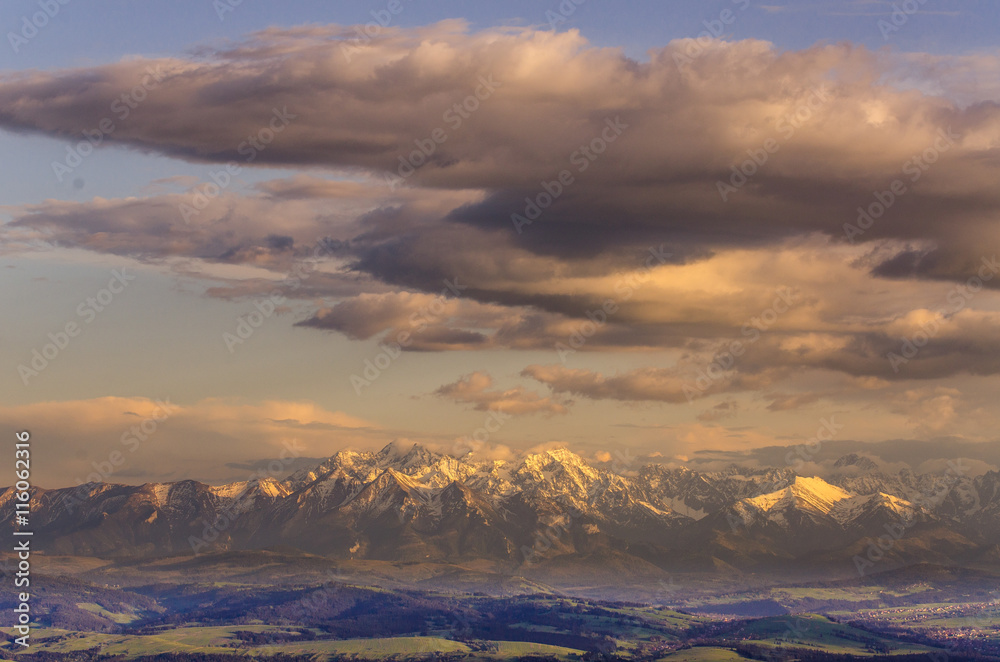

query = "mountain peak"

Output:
[[833, 453, 879, 471], [374, 441, 442, 469], [544, 447, 585, 462], [790, 475, 852, 499], [11, 447, 999, 566], [747, 476, 852, 516], [375, 440, 415, 460], [516, 447, 599, 481], [521, 447, 588, 467]]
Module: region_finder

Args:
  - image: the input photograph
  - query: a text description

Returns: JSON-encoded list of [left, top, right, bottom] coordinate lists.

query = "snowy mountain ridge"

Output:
[[4, 442, 999, 567]]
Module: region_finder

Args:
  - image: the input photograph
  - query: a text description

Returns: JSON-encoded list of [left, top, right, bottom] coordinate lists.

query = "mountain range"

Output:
[[5, 443, 1000, 578]]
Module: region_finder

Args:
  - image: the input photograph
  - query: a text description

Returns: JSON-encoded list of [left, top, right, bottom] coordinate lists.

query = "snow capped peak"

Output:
[[789, 476, 852, 504], [746, 476, 852, 516], [25, 442, 1000, 564], [828, 491, 925, 526], [517, 447, 594, 474], [380, 467, 422, 490], [147, 482, 172, 507], [284, 448, 370, 487], [209, 477, 289, 501], [875, 491, 910, 506], [543, 447, 587, 463], [833, 453, 879, 472], [397, 443, 435, 464], [375, 440, 426, 463], [256, 477, 289, 498], [512, 448, 601, 494]]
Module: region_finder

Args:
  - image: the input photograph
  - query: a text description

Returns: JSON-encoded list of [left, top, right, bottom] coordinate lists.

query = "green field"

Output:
[[3, 626, 586, 660], [266, 637, 583, 659], [263, 636, 472, 656], [736, 614, 933, 656], [489, 641, 584, 658], [1, 627, 237, 656], [2, 625, 302, 657], [835, 603, 1000, 626], [659, 648, 745, 662], [76, 602, 141, 624], [3, 564, 984, 662]]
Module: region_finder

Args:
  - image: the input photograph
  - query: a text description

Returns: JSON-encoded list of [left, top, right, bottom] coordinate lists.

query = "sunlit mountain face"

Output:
[[7, 443, 999, 579], [3, 1, 1000, 659]]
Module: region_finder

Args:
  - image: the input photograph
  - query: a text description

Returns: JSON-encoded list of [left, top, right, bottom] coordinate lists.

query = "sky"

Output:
[[1, 0, 999, 487]]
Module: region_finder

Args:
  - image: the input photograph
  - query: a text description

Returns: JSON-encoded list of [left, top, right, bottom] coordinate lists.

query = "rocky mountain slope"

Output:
[[4, 443, 999, 575]]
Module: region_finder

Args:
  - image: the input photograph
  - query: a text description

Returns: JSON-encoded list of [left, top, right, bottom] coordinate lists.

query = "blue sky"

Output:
[[1, 0, 994, 208], [3, 0, 996, 71]]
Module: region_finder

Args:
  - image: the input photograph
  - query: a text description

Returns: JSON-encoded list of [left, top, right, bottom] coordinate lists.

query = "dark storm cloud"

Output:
[[0, 24, 997, 271], [3, 23, 1000, 393]]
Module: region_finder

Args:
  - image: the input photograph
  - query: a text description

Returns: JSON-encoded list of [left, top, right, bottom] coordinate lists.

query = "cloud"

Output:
[[521, 364, 736, 404], [435, 371, 569, 415], [0, 25, 997, 272], [3, 24, 1000, 423], [765, 392, 824, 411], [697, 399, 741, 422], [297, 291, 514, 351], [683, 435, 1000, 474], [8, 183, 1000, 387], [0, 397, 384, 487]]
